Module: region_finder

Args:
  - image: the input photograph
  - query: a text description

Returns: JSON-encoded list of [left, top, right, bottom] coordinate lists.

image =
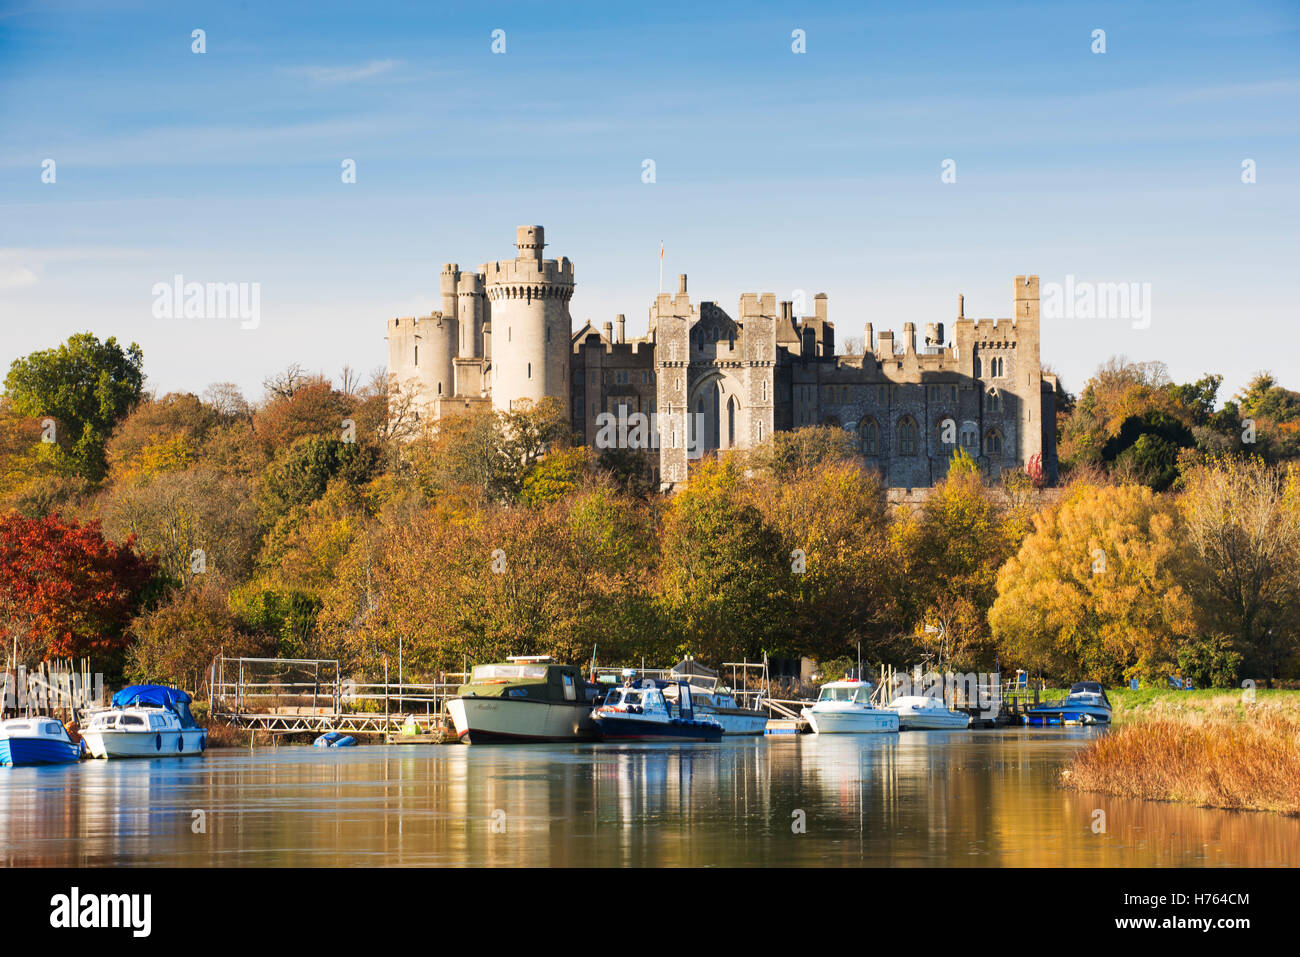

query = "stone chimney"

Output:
[[616, 314, 626, 344]]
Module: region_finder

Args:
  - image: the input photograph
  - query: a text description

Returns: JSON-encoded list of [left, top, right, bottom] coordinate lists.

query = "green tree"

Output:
[[4, 333, 145, 481], [658, 458, 788, 663]]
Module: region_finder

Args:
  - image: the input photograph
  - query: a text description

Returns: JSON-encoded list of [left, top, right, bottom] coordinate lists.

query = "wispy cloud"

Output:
[[282, 59, 402, 86]]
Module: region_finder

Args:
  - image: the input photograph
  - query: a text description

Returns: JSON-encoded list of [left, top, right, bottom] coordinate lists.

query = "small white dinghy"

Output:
[[886, 695, 972, 730]]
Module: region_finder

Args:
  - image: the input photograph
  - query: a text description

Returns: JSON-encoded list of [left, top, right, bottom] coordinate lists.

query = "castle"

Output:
[[386, 226, 1059, 490]]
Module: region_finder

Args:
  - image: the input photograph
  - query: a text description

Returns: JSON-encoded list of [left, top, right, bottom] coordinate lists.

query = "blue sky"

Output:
[[1, 0, 1297, 402]]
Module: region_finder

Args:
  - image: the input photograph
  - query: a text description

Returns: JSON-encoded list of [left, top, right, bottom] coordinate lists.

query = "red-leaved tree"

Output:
[[0, 514, 157, 665]]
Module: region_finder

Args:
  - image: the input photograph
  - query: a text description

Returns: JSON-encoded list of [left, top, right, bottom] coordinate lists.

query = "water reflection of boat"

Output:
[[0, 717, 82, 766], [82, 684, 207, 758], [592, 682, 723, 741], [801, 680, 899, 734], [1023, 682, 1112, 726], [447, 656, 598, 744], [886, 695, 971, 730]]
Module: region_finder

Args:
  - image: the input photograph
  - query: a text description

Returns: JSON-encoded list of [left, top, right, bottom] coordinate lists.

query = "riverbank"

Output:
[[1062, 689, 1300, 815]]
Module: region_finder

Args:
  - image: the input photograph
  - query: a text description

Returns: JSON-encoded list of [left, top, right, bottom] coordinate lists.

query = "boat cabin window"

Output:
[[818, 685, 857, 703], [471, 664, 548, 682], [120, 715, 145, 727], [37, 720, 63, 735], [6, 722, 31, 733], [562, 674, 576, 701]]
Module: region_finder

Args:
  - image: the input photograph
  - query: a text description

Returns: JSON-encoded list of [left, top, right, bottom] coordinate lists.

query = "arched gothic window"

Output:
[[898, 416, 918, 456]]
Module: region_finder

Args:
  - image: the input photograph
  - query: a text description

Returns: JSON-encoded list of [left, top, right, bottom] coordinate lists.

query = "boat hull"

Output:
[[803, 707, 899, 734], [896, 710, 971, 730], [592, 714, 723, 742], [0, 736, 81, 766], [448, 696, 598, 744], [698, 708, 768, 735], [83, 727, 207, 758], [1023, 706, 1111, 726]]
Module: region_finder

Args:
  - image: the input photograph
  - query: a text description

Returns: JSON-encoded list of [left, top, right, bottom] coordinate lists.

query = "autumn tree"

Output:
[[0, 514, 156, 671], [657, 458, 788, 663], [894, 451, 1025, 671], [104, 392, 220, 481], [127, 574, 270, 688], [750, 459, 896, 662], [746, 425, 859, 480], [101, 468, 260, 585], [989, 483, 1198, 684], [1179, 457, 1300, 684]]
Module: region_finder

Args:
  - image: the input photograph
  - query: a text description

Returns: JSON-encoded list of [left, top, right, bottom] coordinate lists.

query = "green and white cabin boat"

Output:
[[447, 656, 598, 744]]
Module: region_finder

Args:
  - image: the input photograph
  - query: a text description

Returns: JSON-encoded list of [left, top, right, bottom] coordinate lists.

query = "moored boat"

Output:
[[0, 716, 82, 766], [886, 694, 971, 730], [801, 680, 899, 734], [447, 656, 598, 744], [1023, 681, 1112, 726], [664, 683, 768, 735], [81, 684, 207, 758], [592, 681, 723, 741]]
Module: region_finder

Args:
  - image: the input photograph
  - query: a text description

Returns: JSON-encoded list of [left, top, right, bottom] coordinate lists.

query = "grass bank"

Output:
[[1062, 689, 1300, 815]]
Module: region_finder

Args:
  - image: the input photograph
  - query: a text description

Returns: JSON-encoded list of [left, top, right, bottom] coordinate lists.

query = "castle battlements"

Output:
[[388, 230, 1054, 492]]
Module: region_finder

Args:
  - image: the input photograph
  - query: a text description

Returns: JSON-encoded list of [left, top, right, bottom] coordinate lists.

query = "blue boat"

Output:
[[0, 716, 82, 766], [313, 732, 356, 748], [591, 680, 723, 741], [1023, 682, 1112, 726]]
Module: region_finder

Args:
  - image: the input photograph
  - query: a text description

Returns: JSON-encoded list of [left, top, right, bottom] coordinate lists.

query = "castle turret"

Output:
[[387, 312, 456, 405], [440, 264, 460, 329], [483, 225, 574, 419], [1014, 274, 1043, 467], [457, 271, 485, 359]]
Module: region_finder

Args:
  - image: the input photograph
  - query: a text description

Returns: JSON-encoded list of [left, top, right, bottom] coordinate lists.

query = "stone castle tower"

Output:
[[387, 226, 1057, 490], [387, 225, 573, 425]]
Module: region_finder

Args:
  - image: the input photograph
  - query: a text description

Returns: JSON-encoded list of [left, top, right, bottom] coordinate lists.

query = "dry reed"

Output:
[[1064, 706, 1300, 814]]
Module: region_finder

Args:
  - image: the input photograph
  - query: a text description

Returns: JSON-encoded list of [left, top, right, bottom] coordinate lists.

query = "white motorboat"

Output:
[[81, 684, 207, 758], [82, 706, 207, 758], [886, 695, 971, 730], [801, 680, 899, 734]]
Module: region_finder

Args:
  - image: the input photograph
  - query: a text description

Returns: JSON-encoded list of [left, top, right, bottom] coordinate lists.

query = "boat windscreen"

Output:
[[472, 664, 548, 682], [818, 686, 856, 702]]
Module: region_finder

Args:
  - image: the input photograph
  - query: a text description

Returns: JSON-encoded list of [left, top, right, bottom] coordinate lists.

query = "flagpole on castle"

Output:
[[659, 240, 664, 294]]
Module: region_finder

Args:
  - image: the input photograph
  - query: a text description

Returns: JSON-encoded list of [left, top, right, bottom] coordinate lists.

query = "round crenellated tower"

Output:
[[387, 311, 456, 404], [482, 225, 573, 420]]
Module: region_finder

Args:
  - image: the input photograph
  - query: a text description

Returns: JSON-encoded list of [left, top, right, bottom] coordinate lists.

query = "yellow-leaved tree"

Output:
[[989, 482, 1197, 683]]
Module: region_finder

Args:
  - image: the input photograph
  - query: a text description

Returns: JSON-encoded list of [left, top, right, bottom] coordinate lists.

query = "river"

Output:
[[2, 730, 1296, 866]]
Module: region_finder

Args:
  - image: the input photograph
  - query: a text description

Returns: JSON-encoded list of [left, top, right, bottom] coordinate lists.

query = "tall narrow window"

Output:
[[414, 346, 419, 365], [860, 418, 879, 455], [898, 416, 918, 456], [727, 397, 736, 447], [527, 362, 532, 379]]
